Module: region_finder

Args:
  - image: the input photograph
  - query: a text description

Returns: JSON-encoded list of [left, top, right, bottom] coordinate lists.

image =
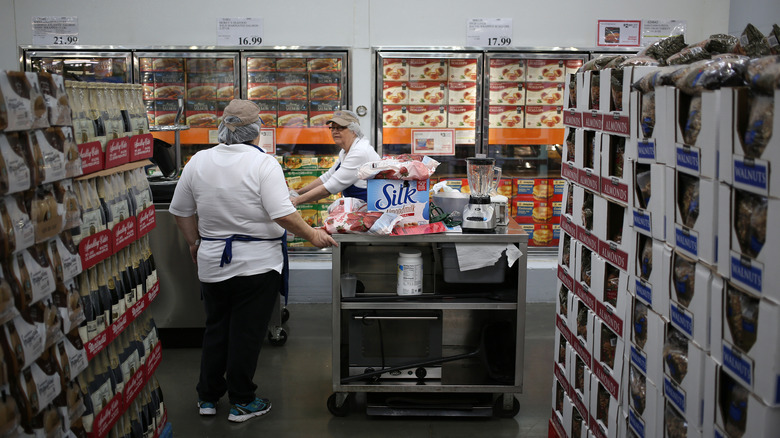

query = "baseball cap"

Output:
[[222, 99, 260, 131], [327, 110, 359, 127]]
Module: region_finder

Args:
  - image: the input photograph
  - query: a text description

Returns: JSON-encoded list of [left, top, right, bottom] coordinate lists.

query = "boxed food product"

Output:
[[630, 233, 671, 317], [552, 374, 567, 425], [563, 393, 588, 438], [382, 58, 408, 81], [489, 59, 524, 82], [526, 59, 565, 83], [668, 251, 714, 351], [308, 57, 341, 72], [284, 169, 323, 191], [277, 101, 308, 127], [448, 59, 478, 82], [576, 130, 601, 193], [589, 374, 620, 438], [488, 106, 524, 128], [729, 88, 780, 196], [600, 136, 631, 205], [37, 72, 70, 127], [408, 105, 447, 128], [448, 82, 478, 105], [670, 172, 719, 266], [593, 199, 631, 272], [446, 105, 476, 128], [629, 82, 677, 164], [568, 293, 596, 357], [631, 162, 666, 241], [514, 198, 555, 224], [599, 66, 656, 124], [489, 82, 524, 105], [526, 82, 564, 105], [591, 255, 629, 335], [408, 81, 446, 105], [554, 322, 570, 368], [523, 223, 559, 247], [366, 179, 430, 227], [715, 368, 780, 436], [0, 70, 33, 132], [627, 378, 662, 438], [674, 90, 721, 180], [592, 316, 625, 401], [283, 155, 318, 170], [309, 83, 340, 101], [309, 111, 334, 127], [568, 343, 592, 409], [382, 105, 410, 128], [185, 100, 217, 128], [577, 71, 604, 112], [408, 59, 447, 81], [276, 57, 307, 72], [525, 105, 563, 129], [628, 299, 666, 388], [382, 82, 409, 104], [662, 326, 708, 429]]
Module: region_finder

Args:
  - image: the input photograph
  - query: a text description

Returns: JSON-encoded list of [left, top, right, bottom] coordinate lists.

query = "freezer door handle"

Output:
[[352, 316, 439, 320]]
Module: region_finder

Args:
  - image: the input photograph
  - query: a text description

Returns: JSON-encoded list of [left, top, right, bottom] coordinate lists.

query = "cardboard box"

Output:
[[593, 198, 631, 272], [600, 136, 632, 205], [447, 59, 478, 82], [488, 58, 525, 82], [366, 179, 430, 227], [382, 105, 410, 128], [590, 256, 629, 336], [569, 344, 593, 410], [525, 105, 563, 129], [514, 198, 555, 223], [382, 58, 409, 81], [448, 82, 478, 105], [408, 81, 447, 105], [662, 327, 707, 429], [564, 73, 577, 111], [726, 190, 779, 301], [589, 374, 620, 438], [559, 232, 576, 273], [576, 130, 602, 193], [408, 59, 447, 81], [630, 234, 671, 316], [555, 323, 570, 369], [569, 295, 595, 363], [577, 71, 604, 112], [627, 299, 666, 387], [564, 394, 589, 438], [718, 283, 780, 406], [526, 59, 566, 83], [488, 105, 524, 128], [715, 368, 780, 436], [563, 125, 578, 164], [592, 316, 625, 401], [572, 185, 590, 234], [526, 82, 565, 106], [626, 374, 662, 438], [575, 244, 597, 293], [674, 90, 721, 180], [671, 172, 719, 266], [629, 84, 677, 165], [599, 66, 656, 123], [553, 370, 568, 422], [668, 251, 713, 351], [382, 81, 409, 104], [631, 162, 667, 241], [489, 81, 524, 105], [407, 105, 447, 128]]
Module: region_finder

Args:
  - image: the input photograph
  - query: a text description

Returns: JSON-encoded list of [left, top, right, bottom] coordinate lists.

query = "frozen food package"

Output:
[[682, 94, 703, 145], [672, 253, 696, 307], [677, 173, 700, 229], [0, 70, 33, 132], [734, 23, 772, 57], [663, 327, 689, 384], [742, 93, 774, 158], [25, 72, 50, 130], [633, 300, 648, 349], [733, 189, 767, 258], [744, 55, 780, 95], [666, 46, 711, 66], [581, 55, 624, 71], [639, 34, 687, 63], [725, 284, 759, 353]]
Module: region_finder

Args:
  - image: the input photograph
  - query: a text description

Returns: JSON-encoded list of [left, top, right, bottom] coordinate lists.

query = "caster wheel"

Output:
[[493, 396, 520, 418], [268, 328, 287, 346], [327, 393, 350, 417], [282, 307, 290, 323]]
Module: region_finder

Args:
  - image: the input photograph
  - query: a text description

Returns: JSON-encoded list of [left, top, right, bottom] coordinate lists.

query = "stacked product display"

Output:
[[550, 26, 780, 438], [0, 68, 169, 437]]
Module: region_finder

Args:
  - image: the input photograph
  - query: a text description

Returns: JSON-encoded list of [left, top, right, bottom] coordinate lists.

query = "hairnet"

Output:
[[217, 116, 262, 144], [346, 121, 363, 138]]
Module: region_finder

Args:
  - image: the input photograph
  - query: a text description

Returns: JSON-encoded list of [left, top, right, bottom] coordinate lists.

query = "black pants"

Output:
[[196, 271, 279, 405]]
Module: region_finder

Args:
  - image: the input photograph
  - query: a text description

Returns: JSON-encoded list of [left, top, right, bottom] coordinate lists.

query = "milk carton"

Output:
[[366, 179, 430, 227]]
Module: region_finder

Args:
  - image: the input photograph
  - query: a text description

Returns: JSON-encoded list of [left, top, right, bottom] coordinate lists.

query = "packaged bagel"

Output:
[[0, 70, 33, 132], [1, 311, 46, 375], [54, 180, 81, 233], [25, 72, 49, 130], [17, 244, 56, 306], [37, 72, 71, 127]]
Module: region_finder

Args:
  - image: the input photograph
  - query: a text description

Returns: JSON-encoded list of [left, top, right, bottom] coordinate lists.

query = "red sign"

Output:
[[130, 133, 154, 161], [583, 111, 604, 130], [600, 177, 629, 204], [130, 294, 148, 320], [574, 281, 597, 314], [603, 113, 630, 136], [105, 137, 131, 169], [123, 365, 146, 407], [561, 163, 578, 183], [577, 169, 601, 193], [147, 281, 160, 303], [563, 109, 582, 128], [91, 392, 122, 438], [597, 301, 624, 337], [113, 216, 138, 252], [79, 230, 113, 270], [78, 141, 105, 175], [137, 205, 157, 236], [599, 240, 629, 272], [85, 330, 110, 361], [147, 342, 163, 376]]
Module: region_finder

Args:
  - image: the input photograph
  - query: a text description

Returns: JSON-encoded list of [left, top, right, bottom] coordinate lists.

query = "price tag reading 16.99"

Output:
[[238, 36, 262, 45], [488, 37, 512, 46]]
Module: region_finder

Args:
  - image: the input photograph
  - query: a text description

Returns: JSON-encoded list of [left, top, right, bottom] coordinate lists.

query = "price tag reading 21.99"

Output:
[[53, 35, 79, 45]]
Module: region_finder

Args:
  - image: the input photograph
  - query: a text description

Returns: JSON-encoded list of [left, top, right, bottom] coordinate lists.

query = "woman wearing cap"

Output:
[[169, 99, 337, 423], [291, 110, 380, 205]]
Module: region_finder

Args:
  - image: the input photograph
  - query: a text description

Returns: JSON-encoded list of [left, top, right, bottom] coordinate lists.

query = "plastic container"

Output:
[[397, 249, 423, 296]]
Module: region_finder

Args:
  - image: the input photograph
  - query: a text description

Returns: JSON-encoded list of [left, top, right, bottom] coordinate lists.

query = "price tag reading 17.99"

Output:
[[238, 36, 262, 45], [53, 35, 79, 45], [488, 37, 512, 46]]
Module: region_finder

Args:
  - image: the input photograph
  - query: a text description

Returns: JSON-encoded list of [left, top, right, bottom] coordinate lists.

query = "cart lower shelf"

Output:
[[327, 392, 520, 418]]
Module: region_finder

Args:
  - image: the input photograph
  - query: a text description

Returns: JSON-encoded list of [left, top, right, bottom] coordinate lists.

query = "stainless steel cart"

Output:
[[328, 222, 528, 417]]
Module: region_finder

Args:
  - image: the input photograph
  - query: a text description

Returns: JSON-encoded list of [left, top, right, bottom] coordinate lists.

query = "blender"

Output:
[[462, 155, 502, 232]]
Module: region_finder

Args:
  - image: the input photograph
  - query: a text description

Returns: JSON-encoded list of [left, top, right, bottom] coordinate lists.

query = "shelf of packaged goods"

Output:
[[488, 128, 564, 145], [381, 128, 474, 145], [151, 127, 336, 145]]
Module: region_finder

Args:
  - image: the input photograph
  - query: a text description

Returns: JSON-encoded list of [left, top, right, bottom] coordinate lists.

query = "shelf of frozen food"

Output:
[[151, 127, 337, 145], [488, 128, 564, 145], [381, 128, 476, 145]]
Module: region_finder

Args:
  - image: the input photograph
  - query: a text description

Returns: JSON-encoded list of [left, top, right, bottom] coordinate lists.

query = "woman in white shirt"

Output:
[[291, 110, 380, 205]]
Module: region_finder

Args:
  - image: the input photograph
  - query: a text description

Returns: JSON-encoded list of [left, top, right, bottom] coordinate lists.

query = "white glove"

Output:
[[289, 189, 300, 198]]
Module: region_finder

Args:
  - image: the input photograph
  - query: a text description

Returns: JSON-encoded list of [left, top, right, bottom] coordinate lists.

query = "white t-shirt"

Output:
[[169, 143, 297, 283], [319, 137, 380, 194]]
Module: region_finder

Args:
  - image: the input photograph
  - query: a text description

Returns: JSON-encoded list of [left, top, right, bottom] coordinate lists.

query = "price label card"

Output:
[[259, 128, 276, 154], [642, 19, 687, 46], [597, 20, 642, 47], [411, 129, 455, 156], [32, 16, 79, 45], [217, 17, 264, 46], [466, 18, 513, 47]]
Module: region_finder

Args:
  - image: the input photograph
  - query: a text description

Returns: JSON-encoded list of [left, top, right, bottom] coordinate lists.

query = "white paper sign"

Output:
[[466, 18, 513, 47], [32, 16, 79, 46], [642, 19, 687, 46], [597, 20, 642, 47], [217, 17, 264, 46], [411, 129, 455, 156], [259, 128, 276, 154]]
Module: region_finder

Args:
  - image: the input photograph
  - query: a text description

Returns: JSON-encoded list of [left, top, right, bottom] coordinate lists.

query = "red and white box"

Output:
[[669, 172, 720, 266], [628, 81, 677, 164], [592, 316, 625, 399], [716, 283, 780, 406], [631, 162, 667, 241], [448, 82, 478, 105], [600, 136, 631, 205], [589, 374, 620, 438], [555, 323, 570, 369], [525, 105, 563, 129], [668, 251, 714, 351], [563, 394, 589, 438], [593, 199, 631, 272], [571, 184, 588, 230], [590, 253, 629, 325], [488, 105, 524, 128], [382, 105, 410, 128], [729, 88, 780, 197], [488, 82, 524, 105], [382, 82, 409, 104], [446, 105, 476, 128], [552, 375, 567, 426], [577, 71, 605, 112], [627, 299, 666, 387], [448, 59, 478, 82], [408, 59, 447, 81], [662, 327, 709, 430], [382, 58, 409, 81], [599, 66, 656, 121], [626, 370, 663, 438], [630, 232, 671, 318], [559, 232, 576, 273], [565, 59, 584, 77], [715, 368, 780, 435], [525, 82, 565, 106], [408, 81, 446, 105], [576, 130, 602, 193], [674, 89, 721, 180], [569, 295, 596, 357], [488, 58, 524, 82], [569, 344, 593, 408], [526, 59, 565, 83], [407, 105, 447, 128]]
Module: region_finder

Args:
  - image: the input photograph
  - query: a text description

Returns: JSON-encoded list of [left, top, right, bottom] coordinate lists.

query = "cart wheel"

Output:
[[493, 396, 520, 418], [327, 393, 350, 417], [282, 307, 290, 323], [267, 328, 287, 346]]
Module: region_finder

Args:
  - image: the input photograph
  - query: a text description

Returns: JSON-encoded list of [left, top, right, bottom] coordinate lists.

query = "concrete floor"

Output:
[[154, 302, 555, 438]]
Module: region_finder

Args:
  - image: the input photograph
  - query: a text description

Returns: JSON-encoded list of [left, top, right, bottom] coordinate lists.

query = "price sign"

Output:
[[217, 17, 264, 46], [597, 20, 642, 47], [411, 129, 455, 156], [259, 128, 276, 154], [466, 18, 513, 47], [642, 19, 687, 46], [32, 16, 79, 46]]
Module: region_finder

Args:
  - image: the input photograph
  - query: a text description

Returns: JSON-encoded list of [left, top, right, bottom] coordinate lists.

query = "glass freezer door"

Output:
[[23, 49, 133, 83]]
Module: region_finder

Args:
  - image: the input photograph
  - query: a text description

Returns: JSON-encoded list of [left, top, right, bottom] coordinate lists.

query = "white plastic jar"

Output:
[[397, 249, 423, 296]]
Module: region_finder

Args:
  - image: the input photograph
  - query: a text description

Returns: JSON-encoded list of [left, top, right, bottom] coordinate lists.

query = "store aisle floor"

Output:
[[155, 303, 555, 438]]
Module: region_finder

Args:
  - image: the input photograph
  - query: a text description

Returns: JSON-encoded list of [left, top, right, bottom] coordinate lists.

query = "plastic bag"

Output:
[[683, 94, 703, 145], [326, 197, 366, 215], [581, 55, 624, 71], [673, 56, 749, 95], [323, 211, 401, 235], [745, 55, 780, 95], [735, 23, 772, 58], [358, 155, 439, 180], [769, 24, 780, 54], [743, 93, 774, 158], [666, 46, 710, 66], [619, 56, 661, 68], [639, 34, 687, 63], [688, 33, 739, 55]]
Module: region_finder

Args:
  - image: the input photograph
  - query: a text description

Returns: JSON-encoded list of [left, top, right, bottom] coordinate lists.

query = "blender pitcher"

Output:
[[462, 156, 502, 232]]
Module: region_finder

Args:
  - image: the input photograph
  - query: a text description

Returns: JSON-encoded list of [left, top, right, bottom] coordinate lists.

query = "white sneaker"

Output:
[[198, 400, 217, 416]]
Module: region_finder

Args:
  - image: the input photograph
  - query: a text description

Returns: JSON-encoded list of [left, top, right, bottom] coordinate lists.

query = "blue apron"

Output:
[[334, 162, 367, 201], [200, 144, 290, 304]]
